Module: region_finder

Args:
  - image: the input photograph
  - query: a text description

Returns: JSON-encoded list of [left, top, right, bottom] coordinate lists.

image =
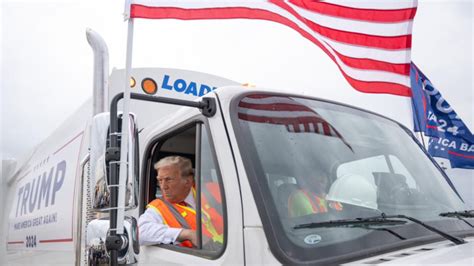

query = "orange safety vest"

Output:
[[147, 185, 224, 248], [201, 182, 224, 236], [289, 189, 343, 216], [147, 198, 200, 248]]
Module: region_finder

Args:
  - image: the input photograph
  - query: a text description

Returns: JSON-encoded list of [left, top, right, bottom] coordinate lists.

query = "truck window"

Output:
[[141, 122, 225, 257], [199, 127, 225, 254], [232, 93, 468, 265], [389, 155, 417, 189]]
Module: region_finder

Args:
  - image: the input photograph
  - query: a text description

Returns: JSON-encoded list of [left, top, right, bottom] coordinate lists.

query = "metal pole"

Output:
[[413, 110, 427, 148], [109, 94, 120, 266], [410, 97, 427, 149], [86, 28, 109, 115], [108, 17, 134, 266], [117, 19, 134, 235]]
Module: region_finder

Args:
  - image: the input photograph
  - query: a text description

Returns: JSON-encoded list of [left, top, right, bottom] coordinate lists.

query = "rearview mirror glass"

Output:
[[90, 112, 139, 211]]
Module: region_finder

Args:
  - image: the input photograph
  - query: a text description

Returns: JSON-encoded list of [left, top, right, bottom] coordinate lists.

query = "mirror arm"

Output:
[[111, 92, 217, 119]]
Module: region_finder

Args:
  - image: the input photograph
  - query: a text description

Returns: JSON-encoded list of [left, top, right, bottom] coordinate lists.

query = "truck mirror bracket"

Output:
[[105, 147, 121, 164], [105, 234, 125, 251], [201, 97, 217, 117]]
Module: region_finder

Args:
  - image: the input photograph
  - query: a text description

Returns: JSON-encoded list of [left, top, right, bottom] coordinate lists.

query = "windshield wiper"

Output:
[[440, 210, 474, 218], [294, 216, 407, 240], [439, 210, 474, 227], [294, 213, 466, 245], [294, 216, 407, 229]]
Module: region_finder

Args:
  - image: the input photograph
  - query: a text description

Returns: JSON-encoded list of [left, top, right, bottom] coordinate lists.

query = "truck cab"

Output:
[[109, 84, 473, 265], [4, 65, 473, 265]]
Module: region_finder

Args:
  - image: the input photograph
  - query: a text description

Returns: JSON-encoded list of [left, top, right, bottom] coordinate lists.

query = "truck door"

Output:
[[138, 113, 244, 264]]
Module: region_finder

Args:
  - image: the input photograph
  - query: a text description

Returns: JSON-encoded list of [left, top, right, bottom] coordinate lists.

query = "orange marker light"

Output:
[[141, 78, 157, 95], [130, 77, 136, 88]]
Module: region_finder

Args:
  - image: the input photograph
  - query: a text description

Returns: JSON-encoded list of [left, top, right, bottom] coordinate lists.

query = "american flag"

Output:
[[238, 94, 341, 137], [127, 0, 417, 97]]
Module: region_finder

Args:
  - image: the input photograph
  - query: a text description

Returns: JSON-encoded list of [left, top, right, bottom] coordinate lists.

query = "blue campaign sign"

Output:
[[428, 137, 474, 169], [410, 63, 474, 169]]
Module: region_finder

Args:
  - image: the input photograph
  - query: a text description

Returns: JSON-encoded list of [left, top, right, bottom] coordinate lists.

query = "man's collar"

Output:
[[184, 190, 196, 209]]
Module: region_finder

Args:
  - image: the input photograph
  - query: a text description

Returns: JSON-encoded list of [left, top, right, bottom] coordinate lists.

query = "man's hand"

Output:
[[177, 229, 217, 249], [177, 229, 197, 246]]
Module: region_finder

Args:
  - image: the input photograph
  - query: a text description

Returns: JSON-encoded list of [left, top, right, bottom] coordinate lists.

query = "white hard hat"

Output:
[[326, 174, 378, 210]]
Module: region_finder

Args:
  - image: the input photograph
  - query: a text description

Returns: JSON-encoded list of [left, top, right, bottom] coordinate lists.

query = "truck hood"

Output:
[[351, 237, 474, 265]]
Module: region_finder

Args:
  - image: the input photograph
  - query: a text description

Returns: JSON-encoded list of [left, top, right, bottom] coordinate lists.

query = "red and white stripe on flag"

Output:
[[128, 0, 417, 97], [238, 94, 340, 138]]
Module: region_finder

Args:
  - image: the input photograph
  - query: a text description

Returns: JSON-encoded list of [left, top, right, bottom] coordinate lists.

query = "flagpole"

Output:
[[419, 133, 426, 147], [408, 65, 427, 149], [411, 98, 427, 148], [418, 132, 426, 147], [116, 18, 134, 236]]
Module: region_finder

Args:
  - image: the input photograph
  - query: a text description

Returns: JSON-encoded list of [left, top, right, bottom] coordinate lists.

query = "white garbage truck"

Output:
[[2, 29, 473, 266]]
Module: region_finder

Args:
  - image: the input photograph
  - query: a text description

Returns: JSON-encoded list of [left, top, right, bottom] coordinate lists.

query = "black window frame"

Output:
[[139, 115, 228, 259]]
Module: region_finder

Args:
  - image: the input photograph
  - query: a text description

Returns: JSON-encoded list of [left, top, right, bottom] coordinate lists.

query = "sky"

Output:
[[0, 1, 473, 203]]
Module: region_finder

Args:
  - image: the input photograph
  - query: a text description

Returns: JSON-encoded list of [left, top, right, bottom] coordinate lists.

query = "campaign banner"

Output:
[[410, 63, 474, 169], [428, 137, 474, 169], [7, 131, 83, 251]]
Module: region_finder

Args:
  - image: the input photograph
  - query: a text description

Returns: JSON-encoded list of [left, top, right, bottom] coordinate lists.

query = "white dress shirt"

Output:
[[138, 191, 195, 246]]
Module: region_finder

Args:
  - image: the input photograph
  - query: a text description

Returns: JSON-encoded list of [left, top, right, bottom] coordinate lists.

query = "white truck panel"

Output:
[[4, 101, 91, 264], [7, 131, 82, 251], [213, 87, 266, 228], [350, 237, 474, 265], [244, 227, 281, 266]]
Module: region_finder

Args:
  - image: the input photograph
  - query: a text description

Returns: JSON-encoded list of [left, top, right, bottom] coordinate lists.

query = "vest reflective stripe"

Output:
[[203, 183, 222, 203], [148, 197, 223, 246], [201, 183, 224, 235], [160, 197, 191, 229], [148, 198, 197, 248], [314, 196, 328, 213], [295, 190, 343, 214], [194, 185, 224, 244], [301, 190, 327, 213], [201, 209, 224, 244]]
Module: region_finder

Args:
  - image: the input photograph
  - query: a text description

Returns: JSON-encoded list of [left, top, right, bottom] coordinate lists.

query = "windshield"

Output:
[[232, 93, 470, 264]]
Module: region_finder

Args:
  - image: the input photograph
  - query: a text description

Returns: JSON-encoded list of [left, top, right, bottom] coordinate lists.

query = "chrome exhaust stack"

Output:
[[86, 28, 109, 115]]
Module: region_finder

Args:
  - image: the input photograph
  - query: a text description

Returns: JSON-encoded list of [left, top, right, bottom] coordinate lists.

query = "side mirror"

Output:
[[90, 112, 139, 211], [86, 216, 139, 265]]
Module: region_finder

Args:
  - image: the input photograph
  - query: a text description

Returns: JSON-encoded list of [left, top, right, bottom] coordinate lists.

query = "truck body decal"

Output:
[[7, 131, 83, 251]]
